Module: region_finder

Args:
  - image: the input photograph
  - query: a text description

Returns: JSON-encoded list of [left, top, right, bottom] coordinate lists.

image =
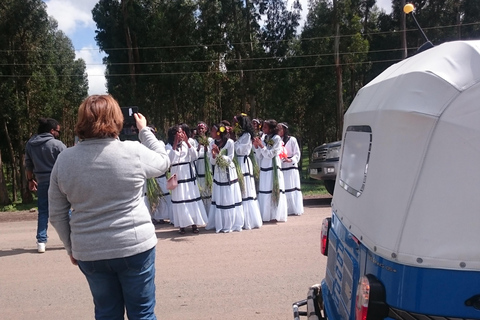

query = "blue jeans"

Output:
[[77, 247, 157, 320], [36, 181, 49, 243]]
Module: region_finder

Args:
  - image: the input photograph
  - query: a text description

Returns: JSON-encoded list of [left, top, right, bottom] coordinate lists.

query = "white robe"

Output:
[[255, 134, 288, 222], [281, 136, 304, 215], [166, 142, 207, 228], [206, 139, 244, 233], [234, 133, 262, 229]]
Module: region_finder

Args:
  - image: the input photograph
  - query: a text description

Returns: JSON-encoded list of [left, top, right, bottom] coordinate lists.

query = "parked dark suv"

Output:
[[308, 140, 341, 195]]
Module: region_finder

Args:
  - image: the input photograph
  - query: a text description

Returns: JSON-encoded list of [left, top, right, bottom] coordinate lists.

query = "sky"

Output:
[[44, 0, 393, 96]]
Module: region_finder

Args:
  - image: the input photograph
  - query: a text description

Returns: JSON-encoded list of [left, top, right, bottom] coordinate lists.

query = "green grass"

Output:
[[300, 145, 330, 197], [1, 179, 38, 212], [301, 179, 328, 196], [1, 199, 37, 212]]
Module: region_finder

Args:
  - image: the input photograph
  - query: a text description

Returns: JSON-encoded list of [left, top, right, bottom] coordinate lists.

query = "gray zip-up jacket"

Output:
[[25, 133, 66, 183], [48, 128, 170, 261]]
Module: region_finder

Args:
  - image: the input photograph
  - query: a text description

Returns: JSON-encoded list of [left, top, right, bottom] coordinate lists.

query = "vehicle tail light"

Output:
[[320, 218, 331, 256], [355, 275, 388, 320], [355, 276, 370, 320]]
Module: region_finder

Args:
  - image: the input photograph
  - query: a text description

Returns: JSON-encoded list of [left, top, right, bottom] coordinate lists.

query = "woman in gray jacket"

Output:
[[49, 95, 170, 320]]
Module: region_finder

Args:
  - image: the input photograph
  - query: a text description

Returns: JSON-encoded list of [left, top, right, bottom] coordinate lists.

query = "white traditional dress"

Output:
[[234, 133, 262, 229], [281, 136, 304, 215], [151, 173, 174, 223], [206, 139, 244, 233], [166, 142, 207, 228], [256, 134, 288, 222], [194, 136, 213, 213]]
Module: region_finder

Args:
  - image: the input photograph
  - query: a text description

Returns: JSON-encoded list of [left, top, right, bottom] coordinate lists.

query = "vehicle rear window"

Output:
[[338, 125, 372, 197]]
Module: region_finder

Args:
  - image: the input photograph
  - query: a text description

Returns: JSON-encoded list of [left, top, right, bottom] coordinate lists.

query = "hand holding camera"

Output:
[[133, 113, 147, 131]]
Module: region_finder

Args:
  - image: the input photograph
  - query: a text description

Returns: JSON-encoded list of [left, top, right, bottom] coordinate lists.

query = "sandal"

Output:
[[192, 225, 199, 234], [179, 228, 186, 234]]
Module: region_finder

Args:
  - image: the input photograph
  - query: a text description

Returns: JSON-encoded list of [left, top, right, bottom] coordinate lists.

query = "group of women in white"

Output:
[[150, 114, 304, 234]]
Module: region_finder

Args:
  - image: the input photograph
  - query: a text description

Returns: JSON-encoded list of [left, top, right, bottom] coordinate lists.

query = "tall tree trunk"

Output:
[[122, 0, 136, 92], [245, 0, 256, 116], [231, 0, 246, 110], [401, 0, 407, 59], [333, 1, 344, 141], [0, 149, 11, 206], [2, 117, 19, 202]]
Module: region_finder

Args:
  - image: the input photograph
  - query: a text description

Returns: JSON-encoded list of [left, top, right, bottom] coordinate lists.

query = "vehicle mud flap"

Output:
[[292, 284, 325, 320]]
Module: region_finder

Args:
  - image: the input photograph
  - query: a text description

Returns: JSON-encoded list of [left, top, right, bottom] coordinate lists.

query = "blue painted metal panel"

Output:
[[322, 212, 480, 319]]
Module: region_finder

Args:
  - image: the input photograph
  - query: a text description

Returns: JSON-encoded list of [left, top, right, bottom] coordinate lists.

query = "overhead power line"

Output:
[[0, 46, 413, 67], [0, 58, 403, 78], [0, 21, 479, 53]]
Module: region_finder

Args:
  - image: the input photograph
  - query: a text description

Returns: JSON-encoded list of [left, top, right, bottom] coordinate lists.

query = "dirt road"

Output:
[[0, 198, 331, 320]]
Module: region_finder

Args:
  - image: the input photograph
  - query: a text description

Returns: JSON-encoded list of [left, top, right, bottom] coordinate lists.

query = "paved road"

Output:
[[0, 198, 331, 320]]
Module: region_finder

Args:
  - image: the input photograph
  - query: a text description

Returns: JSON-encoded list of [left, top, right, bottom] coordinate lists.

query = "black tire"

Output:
[[323, 180, 335, 196]]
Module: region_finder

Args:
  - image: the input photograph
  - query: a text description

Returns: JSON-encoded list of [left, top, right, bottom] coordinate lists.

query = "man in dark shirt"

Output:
[[25, 118, 66, 253]]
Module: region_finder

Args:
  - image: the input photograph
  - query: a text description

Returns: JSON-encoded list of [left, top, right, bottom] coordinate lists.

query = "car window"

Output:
[[338, 125, 372, 197]]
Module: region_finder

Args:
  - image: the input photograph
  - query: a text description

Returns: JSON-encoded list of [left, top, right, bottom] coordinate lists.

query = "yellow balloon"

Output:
[[404, 3, 414, 14]]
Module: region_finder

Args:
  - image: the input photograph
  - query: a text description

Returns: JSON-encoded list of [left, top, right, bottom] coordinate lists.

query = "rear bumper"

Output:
[[309, 161, 338, 181], [292, 284, 325, 320]]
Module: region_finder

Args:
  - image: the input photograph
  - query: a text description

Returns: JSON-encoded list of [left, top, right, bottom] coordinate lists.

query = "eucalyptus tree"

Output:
[[254, 0, 302, 122], [0, 0, 87, 205], [298, 0, 337, 153], [93, 0, 204, 130], [298, 0, 370, 145]]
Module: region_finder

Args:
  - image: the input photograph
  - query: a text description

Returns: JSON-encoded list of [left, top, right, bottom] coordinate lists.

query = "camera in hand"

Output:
[[120, 106, 139, 141]]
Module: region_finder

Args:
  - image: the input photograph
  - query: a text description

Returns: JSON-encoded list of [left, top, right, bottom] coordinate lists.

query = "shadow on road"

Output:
[[0, 246, 65, 258], [153, 196, 332, 241], [303, 197, 332, 207]]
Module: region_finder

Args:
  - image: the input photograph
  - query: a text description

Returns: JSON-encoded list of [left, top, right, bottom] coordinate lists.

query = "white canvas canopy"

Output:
[[332, 40, 480, 271]]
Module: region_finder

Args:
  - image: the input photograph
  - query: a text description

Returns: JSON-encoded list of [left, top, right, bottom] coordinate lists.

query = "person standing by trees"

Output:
[[278, 122, 304, 216], [253, 119, 288, 222], [25, 118, 66, 253]]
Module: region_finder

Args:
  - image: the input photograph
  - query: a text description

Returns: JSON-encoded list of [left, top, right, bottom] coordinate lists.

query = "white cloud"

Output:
[[45, 0, 96, 35], [76, 47, 107, 95], [45, 0, 107, 95]]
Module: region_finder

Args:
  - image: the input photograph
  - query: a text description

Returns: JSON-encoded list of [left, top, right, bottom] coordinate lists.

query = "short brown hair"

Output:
[[75, 95, 124, 139]]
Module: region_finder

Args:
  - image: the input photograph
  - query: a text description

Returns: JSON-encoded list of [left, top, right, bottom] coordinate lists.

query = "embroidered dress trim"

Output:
[[258, 190, 286, 194], [211, 201, 243, 210], [213, 178, 239, 186], [280, 166, 298, 171], [178, 177, 197, 184], [171, 196, 202, 204], [172, 162, 191, 167], [260, 167, 273, 171]]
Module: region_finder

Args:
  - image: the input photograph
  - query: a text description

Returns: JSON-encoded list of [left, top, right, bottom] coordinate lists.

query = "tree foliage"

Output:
[[0, 0, 87, 205], [1, 0, 480, 206]]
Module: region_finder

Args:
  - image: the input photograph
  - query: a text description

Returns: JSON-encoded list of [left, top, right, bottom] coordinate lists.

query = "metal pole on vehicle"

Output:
[[404, 3, 434, 53]]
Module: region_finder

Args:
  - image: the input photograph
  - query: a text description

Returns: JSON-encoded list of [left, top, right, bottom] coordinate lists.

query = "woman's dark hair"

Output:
[[279, 122, 290, 144], [235, 114, 255, 140], [167, 125, 180, 146], [37, 118, 59, 134], [212, 123, 228, 146], [179, 123, 191, 138], [263, 119, 279, 135]]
